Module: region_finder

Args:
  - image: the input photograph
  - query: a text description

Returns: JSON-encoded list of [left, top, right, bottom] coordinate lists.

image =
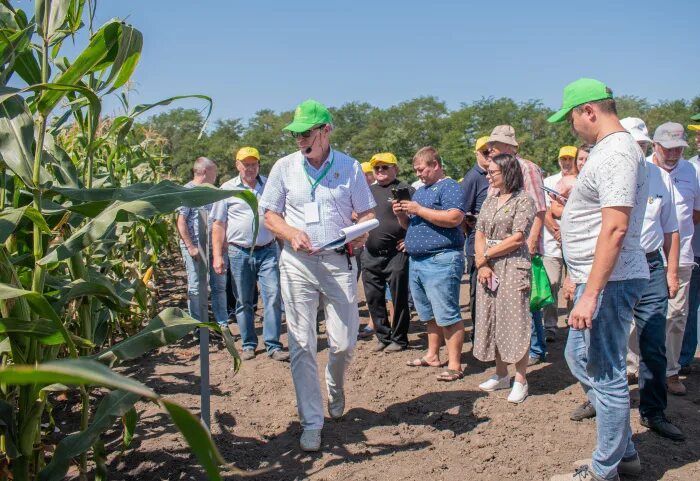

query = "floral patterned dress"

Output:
[[473, 189, 536, 364]]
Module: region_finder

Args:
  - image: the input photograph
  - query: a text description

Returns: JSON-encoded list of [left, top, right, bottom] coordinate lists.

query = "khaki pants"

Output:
[[542, 256, 566, 332], [665, 264, 693, 376], [279, 246, 360, 430]]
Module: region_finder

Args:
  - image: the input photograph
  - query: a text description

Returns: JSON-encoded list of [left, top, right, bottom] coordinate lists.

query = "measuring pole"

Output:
[[196, 208, 211, 430]]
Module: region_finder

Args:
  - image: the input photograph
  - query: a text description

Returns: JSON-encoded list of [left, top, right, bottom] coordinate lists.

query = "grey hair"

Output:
[[192, 157, 216, 175]]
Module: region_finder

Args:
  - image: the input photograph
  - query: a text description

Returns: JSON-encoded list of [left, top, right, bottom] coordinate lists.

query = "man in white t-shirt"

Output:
[[679, 115, 700, 373], [541, 146, 578, 342], [648, 122, 700, 396], [549, 78, 649, 481]]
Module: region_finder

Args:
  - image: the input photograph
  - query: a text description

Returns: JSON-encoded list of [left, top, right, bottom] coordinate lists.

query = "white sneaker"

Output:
[[479, 375, 511, 392], [300, 428, 322, 452], [328, 390, 345, 419], [507, 381, 528, 403]]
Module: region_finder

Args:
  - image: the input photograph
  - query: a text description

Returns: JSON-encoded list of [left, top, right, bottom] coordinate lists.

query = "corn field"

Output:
[[0, 1, 256, 479]]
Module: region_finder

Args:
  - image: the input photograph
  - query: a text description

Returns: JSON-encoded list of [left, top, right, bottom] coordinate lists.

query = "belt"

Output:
[[646, 250, 661, 261], [229, 240, 275, 251]]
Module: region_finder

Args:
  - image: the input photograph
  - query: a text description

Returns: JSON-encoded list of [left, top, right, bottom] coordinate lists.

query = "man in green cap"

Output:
[[549, 79, 649, 481], [259, 99, 376, 452]]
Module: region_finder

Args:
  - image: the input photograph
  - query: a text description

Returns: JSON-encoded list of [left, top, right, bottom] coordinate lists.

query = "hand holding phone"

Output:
[[392, 186, 411, 202]]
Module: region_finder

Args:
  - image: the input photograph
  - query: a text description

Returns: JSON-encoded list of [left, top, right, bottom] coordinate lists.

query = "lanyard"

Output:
[[303, 150, 335, 200]]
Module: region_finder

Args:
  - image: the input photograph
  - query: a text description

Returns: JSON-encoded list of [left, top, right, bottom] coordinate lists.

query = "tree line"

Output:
[[145, 95, 700, 183]]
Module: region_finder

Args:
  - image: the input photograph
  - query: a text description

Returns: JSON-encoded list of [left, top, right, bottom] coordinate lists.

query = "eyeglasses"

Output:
[[373, 165, 391, 172], [478, 149, 490, 157], [486, 169, 502, 177], [291, 125, 324, 139]]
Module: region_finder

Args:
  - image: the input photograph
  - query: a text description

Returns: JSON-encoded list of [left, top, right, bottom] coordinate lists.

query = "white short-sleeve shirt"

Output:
[[647, 155, 700, 266], [210, 175, 275, 247], [640, 163, 678, 253], [543, 172, 563, 258], [561, 132, 649, 283], [259, 149, 376, 248]]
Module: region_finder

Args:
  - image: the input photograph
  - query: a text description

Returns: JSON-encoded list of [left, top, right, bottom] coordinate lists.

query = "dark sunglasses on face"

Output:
[[291, 125, 324, 139], [373, 165, 391, 172]]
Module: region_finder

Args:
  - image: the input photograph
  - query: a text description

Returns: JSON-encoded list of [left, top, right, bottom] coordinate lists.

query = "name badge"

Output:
[[304, 201, 320, 224]]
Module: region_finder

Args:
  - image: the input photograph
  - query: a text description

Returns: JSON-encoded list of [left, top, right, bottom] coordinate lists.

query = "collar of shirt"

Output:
[[304, 150, 334, 177], [233, 175, 264, 194]]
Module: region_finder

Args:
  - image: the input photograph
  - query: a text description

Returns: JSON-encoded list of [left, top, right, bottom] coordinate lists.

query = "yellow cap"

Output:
[[688, 124, 700, 132], [559, 145, 578, 159], [475, 136, 490, 153], [235, 146, 260, 161], [369, 152, 398, 167], [360, 161, 373, 173]]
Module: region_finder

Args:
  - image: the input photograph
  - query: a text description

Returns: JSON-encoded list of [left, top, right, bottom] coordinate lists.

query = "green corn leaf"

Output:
[[121, 406, 137, 449], [160, 400, 226, 481], [0, 399, 18, 458], [40, 181, 257, 264], [38, 389, 141, 481], [99, 22, 142, 93], [35, 0, 71, 41], [0, 317, 64, 345], [0, 93, 42, 187]]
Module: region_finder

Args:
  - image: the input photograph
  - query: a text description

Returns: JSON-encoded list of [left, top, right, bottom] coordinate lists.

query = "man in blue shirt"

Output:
[[395, 146, 466, 382], [461, 136, 491, 342]]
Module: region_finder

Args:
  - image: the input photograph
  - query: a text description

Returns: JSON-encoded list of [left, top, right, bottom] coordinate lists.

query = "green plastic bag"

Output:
[[530, 254, 555, 311]]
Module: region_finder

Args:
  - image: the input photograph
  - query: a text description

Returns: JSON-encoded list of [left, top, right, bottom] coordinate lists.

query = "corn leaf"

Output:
[[40, 181, 257, 264], [38, 389, 140, 481]]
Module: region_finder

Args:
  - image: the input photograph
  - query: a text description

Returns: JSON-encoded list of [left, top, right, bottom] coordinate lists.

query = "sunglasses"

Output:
[[486, 169, 501, 177], [291, 125, 325, 139], [373, 165, 392, 172]]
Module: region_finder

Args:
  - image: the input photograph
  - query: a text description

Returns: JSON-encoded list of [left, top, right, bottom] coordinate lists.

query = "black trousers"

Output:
[[467, 255, 477, 341], [361, 249, 410, 347]]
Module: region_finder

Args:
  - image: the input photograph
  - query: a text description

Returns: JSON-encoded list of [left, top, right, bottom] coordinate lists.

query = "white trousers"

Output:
[[666, 264, 693, 376], [279, 246, 360, 430]]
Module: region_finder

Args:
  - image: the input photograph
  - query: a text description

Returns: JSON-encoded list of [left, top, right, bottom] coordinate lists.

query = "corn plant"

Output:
[[0, 1, 257, 480]]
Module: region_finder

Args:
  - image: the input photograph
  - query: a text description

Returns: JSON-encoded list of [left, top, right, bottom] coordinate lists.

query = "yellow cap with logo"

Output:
[[236, 146, 260, 161], [475, 136, 490, 153], [361, 161, 373, 173]]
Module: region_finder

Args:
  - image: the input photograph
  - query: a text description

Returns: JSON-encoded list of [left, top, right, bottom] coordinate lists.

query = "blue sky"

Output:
[[52, 0, 699, 123]]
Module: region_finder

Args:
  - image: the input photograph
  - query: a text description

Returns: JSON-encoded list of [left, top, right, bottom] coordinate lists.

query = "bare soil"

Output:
[[107, 255, 700, 481]]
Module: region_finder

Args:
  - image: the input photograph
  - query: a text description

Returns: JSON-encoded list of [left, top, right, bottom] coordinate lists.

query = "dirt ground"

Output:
[[107, 255, 700, 481]]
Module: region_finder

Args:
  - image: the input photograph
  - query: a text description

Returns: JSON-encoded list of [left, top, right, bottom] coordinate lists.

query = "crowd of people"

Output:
[[176, 79, 700, 481]]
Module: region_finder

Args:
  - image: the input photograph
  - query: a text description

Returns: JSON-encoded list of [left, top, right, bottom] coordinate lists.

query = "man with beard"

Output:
[[649, 122, 700, 396]]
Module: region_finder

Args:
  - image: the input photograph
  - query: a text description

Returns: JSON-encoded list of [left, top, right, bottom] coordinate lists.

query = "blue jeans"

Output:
[[632, 252, 668, 419], [679, 258, 700, 368], [409, 250, 464, 327], [529, 310, 546, 360], [228, 243, 283, 354], [180, 245, 228, 326], [564, 279, 646, 480]]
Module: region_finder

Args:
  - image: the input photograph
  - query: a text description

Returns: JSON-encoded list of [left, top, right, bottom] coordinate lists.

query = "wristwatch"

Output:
[[484, 251, 491, 263]]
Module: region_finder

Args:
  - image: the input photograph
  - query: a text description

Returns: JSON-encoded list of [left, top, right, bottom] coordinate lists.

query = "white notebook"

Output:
[[310, 219, 380, 254]]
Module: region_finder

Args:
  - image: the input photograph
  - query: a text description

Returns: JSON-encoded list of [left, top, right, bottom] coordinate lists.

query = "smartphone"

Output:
[[541, 185, 567, 199], [488, 274, 500, 292], [392, 186, 412, 201]]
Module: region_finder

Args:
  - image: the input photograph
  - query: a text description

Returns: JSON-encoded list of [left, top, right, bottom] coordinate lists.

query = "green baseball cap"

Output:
[[547, 78, 614, 123], [283, 99, 333, 132], [692, 113, 700, 121]]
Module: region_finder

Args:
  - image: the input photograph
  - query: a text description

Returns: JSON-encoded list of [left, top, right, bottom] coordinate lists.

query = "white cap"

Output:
[[620, 117, 652, 143]]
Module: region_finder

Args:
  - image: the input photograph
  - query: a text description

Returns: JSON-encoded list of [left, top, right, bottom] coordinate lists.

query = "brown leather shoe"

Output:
[[667, 375, 686, 396]]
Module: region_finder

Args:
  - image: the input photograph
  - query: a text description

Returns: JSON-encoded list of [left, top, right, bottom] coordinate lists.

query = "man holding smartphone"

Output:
[[362, 153, 414, 352]]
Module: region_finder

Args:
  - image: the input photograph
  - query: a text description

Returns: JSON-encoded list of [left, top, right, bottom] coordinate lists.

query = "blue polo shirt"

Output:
[[405, 178, 466, 257]]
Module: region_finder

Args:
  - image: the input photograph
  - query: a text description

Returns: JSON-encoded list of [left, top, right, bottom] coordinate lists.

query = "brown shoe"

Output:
[[667, 375, 686, 395]]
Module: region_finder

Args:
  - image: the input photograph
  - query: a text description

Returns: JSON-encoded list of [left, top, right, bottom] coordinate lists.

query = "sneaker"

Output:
[[328, 390, 345, 419], [300, 428, 322, 452], [241, 349, 256, 361], [372, 340, 388, 352], [528, 356, 544, 367], [357, 325, 375, 339], [572, 455, 641, 477], [269, 350, 290, 362], [640, 415, 685, 441], [570, 400, 596, 421], [507, 381, 528, 403], [384, 341, 406, 353], [478, 375, 511, 392], [551, 465, 615, 481], [667, 375, 686, 396]]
